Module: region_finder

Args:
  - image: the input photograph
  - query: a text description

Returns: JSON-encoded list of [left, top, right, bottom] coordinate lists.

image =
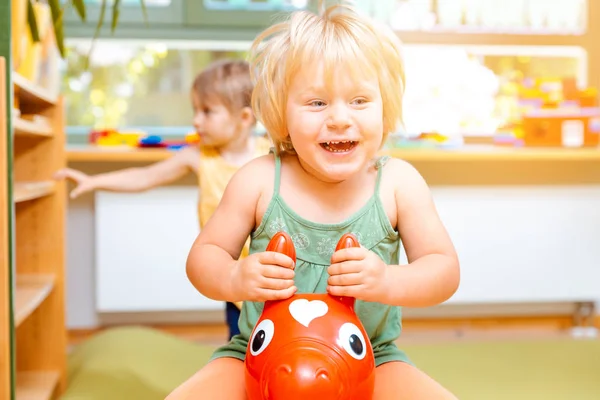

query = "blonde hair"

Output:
[[192, 58, 253, 115], [249, 0, 405, 153]]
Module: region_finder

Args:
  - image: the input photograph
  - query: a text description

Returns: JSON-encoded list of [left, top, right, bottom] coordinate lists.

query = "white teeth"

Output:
[[322, 141, 356, 153], [326, 141, 350, 145]]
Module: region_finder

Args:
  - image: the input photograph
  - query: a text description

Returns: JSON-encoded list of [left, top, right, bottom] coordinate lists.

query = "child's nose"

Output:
[[193, 113, 204, 129], [326, 104, 352, 130]]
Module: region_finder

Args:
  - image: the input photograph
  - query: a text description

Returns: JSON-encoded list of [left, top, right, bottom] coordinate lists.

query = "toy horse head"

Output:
[[244, 232, 375, 400]]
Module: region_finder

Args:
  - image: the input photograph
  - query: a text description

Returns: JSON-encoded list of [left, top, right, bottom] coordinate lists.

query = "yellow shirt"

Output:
[[197, 135, 272, 259]]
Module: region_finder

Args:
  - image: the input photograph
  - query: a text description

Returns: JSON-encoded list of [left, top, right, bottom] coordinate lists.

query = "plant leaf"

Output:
[[72, 0, 87, 21], [94, 0, 108, 40], [140, 0, 148, 26], [26, 0, 41, 43], [85, 0, 109, 69], [48, 0, 66, 58], [111, 0, 122, 34]]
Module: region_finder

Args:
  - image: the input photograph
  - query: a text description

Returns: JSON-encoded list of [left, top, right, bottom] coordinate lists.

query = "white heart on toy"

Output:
[[289, 299, 328, 328]]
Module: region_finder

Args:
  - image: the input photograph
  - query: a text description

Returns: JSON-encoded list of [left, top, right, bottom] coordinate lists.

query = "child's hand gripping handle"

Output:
[[266, 231, 297, 265]]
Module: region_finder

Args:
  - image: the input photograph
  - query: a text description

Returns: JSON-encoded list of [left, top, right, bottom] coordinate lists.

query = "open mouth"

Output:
[[320, 141, 358, 153]]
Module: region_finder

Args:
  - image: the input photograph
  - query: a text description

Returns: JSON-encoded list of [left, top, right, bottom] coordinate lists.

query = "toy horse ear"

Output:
[[333, 233, 360, 309], [335, 233, 360, 252], [266, 231, 297, 264]]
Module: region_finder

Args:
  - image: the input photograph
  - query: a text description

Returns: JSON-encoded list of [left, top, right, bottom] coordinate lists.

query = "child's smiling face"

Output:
[[285, 61, 384, 183]]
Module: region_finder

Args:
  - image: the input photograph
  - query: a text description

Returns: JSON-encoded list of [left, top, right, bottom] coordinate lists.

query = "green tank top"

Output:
[[211, 152, 411, 366]]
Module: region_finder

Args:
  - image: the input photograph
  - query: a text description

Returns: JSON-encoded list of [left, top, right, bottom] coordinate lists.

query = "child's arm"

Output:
[[186, 156, 296, 303], [54, 146, 199, 198], [385, 159, 460, 307]]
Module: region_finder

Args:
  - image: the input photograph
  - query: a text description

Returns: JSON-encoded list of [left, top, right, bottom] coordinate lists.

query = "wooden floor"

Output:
[[68, 315, 600, 348]]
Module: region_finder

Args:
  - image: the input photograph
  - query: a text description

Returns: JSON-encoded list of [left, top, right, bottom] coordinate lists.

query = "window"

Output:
[[356, 0, 587, 34], [400, 45, 586, 137], [61, 40, 587, 139], [203, 0, 307, 11], [76, 0, 172, 5], [63, 39, 249, 136], [63, 0, 182, 25]]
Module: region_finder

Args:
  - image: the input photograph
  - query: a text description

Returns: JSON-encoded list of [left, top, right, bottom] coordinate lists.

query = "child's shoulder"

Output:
[[382, 156, 420, 176], [224, 154, 276, 200], [380, 156, 429, 192]]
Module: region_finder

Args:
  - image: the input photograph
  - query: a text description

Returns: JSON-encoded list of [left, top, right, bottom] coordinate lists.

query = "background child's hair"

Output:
[[192, 58, 254, 114], [248, 0, 406, 154]]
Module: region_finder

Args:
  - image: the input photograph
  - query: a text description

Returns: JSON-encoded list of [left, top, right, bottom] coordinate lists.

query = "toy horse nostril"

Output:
[[276, 364, 292, 376], [265, 365, 339, 399], [315, 367, 330, 382]]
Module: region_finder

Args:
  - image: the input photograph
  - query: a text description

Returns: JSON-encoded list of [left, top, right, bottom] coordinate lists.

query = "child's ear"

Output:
[[240, 106, 254, 126]]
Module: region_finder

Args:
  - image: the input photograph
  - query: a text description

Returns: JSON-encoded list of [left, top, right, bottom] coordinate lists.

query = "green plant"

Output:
[[27, 0, 147, 58]]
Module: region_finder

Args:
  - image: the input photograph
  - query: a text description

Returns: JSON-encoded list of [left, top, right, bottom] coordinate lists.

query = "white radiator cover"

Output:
[[95, 187, 223, 312]]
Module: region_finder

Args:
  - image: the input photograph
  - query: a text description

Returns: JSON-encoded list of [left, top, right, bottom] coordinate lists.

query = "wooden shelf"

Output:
[[14, 275, 55, 327], [1, 56, 10, 400], [14, 181, 56, 203], [14, 117, 53, 138], [5, 55, 68, 397], [15, 371, 59, 400], [67, 145, 173, 162], [12, 73, 57, 114]]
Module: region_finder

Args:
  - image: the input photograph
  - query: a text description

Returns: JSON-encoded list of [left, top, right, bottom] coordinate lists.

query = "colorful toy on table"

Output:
[[137, 132, 201, 149], [245, 232, 375, 400], [89, 129, 144, 147], [89, 129, 200, 150]]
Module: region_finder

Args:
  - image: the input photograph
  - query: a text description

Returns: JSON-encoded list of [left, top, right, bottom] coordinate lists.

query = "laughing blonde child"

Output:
[[55, 59, 270, 340], [168, 2, 460, 398]]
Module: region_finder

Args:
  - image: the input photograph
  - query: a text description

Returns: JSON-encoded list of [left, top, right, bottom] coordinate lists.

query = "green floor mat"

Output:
[[63, 326, 215, 400], [405, 339, 600, 399], [60, 326, 600, 400]]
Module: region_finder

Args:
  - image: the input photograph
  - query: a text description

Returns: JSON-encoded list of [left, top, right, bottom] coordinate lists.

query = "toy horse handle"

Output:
[[266, 231, 297, 264], [330, 233, 361, 309], [335, 233, 360, 252]]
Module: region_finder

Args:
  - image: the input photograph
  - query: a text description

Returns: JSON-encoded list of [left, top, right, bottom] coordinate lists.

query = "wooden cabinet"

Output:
[[1, 56, 67, 399]]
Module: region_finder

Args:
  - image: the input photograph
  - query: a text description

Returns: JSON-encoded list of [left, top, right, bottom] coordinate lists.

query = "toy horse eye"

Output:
[[338, 323, 367, 360], [250, 319, 275, 356]]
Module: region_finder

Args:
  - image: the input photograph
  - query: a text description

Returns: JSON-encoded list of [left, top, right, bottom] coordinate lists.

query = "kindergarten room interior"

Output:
[[2, 0, 600, 399]]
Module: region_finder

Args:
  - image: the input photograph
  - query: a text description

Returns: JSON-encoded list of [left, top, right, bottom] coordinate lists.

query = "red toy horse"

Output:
[[245, 232, 376, 400]]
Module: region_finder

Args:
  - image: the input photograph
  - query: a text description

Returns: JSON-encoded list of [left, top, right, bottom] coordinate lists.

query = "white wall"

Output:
[[64, 163, 600, 329]]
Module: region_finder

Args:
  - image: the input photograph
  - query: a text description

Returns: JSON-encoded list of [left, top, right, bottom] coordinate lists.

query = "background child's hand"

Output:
[[327, 247, 390, 303], [230, 251, 296, 302], [53, 168, 95, 199]]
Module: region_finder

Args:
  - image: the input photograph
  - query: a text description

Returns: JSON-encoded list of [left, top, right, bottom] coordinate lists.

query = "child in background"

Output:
[[167, 1, 460, 399], [54, 59, 270, 340]]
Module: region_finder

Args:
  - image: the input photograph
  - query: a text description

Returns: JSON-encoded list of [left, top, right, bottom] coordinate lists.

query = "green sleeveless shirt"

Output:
[[210, 152, 411, 366]]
